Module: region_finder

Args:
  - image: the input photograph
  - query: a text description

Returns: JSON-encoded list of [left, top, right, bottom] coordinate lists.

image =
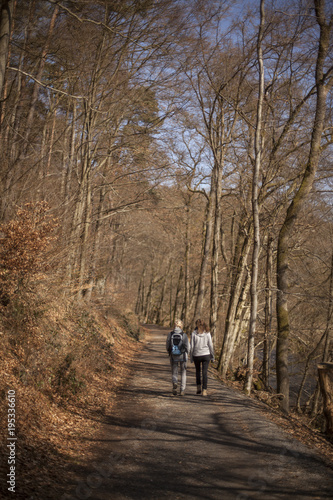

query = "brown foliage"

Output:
[[0, 201, 58, 299], [0, 301, 141, 499]]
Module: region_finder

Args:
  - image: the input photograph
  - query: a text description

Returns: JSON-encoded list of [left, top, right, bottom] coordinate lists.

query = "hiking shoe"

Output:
[[196, 385, 202, 395], [180, 390, 185, 396], [172, 383, 177, 395], [202, 389, 207, 396]]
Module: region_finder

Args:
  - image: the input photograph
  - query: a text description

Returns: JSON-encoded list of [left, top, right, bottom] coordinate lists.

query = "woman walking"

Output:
[[190, 319, 214, 396]]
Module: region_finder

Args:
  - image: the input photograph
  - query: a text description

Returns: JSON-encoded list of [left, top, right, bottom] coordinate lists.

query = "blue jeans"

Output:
[[193, 355, 211, 389], [170, 358, 187, 391]]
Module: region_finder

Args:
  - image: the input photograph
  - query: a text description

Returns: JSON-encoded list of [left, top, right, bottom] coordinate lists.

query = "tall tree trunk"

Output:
[[184, 201, 191, 330], [61, 101, 77, 206], [232, 268, 251, 361], [296, 331, 326, 412], [322, 251, 333, 363], [276, 0, 332, 413], [263, 236, 273, 387], [218, 222, 252, 377], [192, 188, 216, 326], [311, 251, 333, 416], [0, 0, 15, 131], [245, 0, 265, 394], [135, 267, 146, 318], [172, 266, 183, 325], [156, 260, 172, 325], [318, 363, 333, 435], [210, 157, 223, 339], [0, 0, 13, 99], [23, 4, 59, 152], [144, 271, 155, 323], [85, 182, 106, 301], [77, 161, 92, 300]]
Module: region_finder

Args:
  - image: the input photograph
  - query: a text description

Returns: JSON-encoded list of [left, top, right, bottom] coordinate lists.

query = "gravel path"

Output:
[[62, 325, 333, 500]]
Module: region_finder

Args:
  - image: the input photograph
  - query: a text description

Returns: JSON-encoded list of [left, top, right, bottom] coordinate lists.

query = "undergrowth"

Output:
[[0, 294, 143, 499]]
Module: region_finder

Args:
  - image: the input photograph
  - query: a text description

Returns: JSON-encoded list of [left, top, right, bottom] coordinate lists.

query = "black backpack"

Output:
[[170, 331, 184, 359]]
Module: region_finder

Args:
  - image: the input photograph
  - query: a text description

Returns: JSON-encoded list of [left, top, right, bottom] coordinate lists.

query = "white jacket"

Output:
[[190, 330, 214, 362]]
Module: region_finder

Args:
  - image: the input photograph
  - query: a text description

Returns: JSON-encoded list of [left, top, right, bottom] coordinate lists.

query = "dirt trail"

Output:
[[62, 325, 333, 500]]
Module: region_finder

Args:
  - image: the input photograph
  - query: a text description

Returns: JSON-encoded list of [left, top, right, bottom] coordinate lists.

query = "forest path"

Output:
[[63, 325, 333, 500]]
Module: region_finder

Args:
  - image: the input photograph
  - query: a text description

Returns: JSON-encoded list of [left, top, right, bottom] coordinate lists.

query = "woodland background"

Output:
[[0, 2, 333, 489]]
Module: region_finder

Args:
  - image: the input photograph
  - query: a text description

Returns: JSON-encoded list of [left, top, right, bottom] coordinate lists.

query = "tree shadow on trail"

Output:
[[68, 405, 333, 500], [60, 326, 333, 500]]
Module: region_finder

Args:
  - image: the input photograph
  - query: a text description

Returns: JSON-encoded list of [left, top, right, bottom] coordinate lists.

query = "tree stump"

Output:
[[318, 363, 333, 435]]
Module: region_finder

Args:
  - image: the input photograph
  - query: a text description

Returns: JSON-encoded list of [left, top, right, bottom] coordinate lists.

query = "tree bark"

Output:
[[322, 251, 333, 363], [192, 188, 215, 326], [296, 331, 325, 412], [218, 221, 252, 377], [318, 363, 333, 435], [172, 265, 183, 325], [0, 0, 13, 99], [23, 4, 59, 152], [156, 260, 172, 325], [263, 236, 273, 387], [276, 0, 332, 414], [184, 200, 191, 330], [245, 0, 265, 395]]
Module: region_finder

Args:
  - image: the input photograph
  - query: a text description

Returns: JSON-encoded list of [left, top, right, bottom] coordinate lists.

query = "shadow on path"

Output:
[[61, 325, 333, 500]]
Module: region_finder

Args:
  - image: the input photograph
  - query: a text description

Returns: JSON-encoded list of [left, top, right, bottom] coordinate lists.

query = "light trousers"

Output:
[[170, 358, 187, 391]]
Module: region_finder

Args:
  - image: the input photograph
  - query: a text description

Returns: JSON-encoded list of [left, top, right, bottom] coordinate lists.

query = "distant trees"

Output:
[[0, 0, 184, 297]]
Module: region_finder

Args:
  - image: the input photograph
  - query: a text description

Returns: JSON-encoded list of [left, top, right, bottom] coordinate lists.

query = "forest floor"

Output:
[[56, 324, 333, 500]]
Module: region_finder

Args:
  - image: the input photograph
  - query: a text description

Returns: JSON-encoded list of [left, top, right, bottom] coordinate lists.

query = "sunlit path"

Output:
[[62, 326, 333, 500]]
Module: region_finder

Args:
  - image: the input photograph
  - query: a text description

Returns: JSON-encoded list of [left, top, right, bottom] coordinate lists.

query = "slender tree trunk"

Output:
[[245, 0, 265, 395], [263, 236, 273, 387], [210, 158, 223, 339], [218, 223, 252, 377], [85, 181, 106, 301], [77, 161, 92, 300], [232, 268, 251, 360], [322, 251, 333, 362], [193, 188, 216, 326], [172, 266, 183, 325], [0, 0, 15, 131], [296, 331, 326, 412], [276, 0, 332, 413], [46, 106, 57, 178], [23, 4, 59, 152], [156, 260, 172, 325], [318, 363, 333, 435], [61, 101, 77, 204], [135, 267, 146, 318], [184, 202, 191, 330], [144, 271, 155, 323], [311, 251, 333, 416], [0, 0, 13, 99]]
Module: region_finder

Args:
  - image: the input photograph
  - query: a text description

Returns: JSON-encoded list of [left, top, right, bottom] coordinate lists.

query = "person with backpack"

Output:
[[190, 319, 214, 396], [166, 319, 189, 396]]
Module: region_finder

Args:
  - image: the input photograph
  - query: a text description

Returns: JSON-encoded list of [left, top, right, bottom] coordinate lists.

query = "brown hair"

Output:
[[195, 319, 208, 334]]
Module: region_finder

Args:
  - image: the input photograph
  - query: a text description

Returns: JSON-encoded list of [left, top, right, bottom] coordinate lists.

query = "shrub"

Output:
[[0, 201, 58, 303]]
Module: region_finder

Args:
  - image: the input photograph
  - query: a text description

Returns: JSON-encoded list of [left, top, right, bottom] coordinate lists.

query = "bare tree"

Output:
[[245, 0, 265, 395], [276, 0, 333, 413]]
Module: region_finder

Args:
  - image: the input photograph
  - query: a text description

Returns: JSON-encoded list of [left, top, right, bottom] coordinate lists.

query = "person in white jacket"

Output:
[[190, 319, 214, 396]]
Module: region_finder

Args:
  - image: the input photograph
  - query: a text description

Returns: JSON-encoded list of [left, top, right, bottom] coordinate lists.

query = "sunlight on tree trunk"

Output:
[[245, 0, 265, 395]]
